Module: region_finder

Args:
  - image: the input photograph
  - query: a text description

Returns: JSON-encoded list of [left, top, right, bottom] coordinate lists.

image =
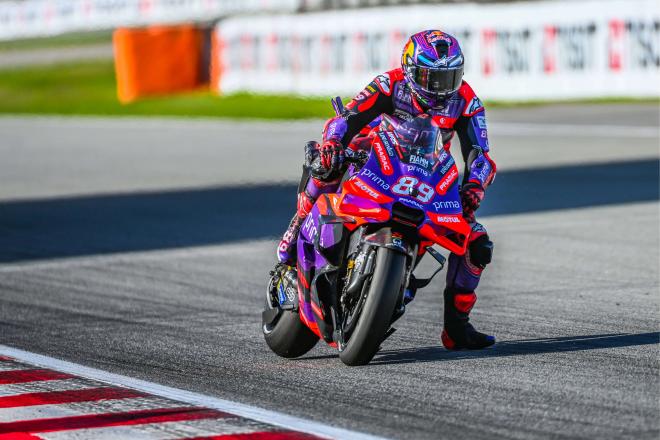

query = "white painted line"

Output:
[[37, 418, 262, 440], [0, 377, 105, 398], [0, 345, 387, 440], [0, 396, 187, 423]]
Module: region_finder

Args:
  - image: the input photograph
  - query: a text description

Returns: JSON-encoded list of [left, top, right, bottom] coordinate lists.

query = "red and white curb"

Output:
[[0, 346, 385, 440]]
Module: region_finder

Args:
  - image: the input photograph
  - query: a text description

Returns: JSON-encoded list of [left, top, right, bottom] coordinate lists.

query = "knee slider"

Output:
[[469, 234, 493, 269]]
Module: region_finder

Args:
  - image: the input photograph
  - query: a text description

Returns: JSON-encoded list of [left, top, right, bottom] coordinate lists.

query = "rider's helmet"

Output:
[[401, 30, 464, 108]]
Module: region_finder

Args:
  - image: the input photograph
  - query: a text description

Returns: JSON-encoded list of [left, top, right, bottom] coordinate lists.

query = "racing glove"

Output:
[[461, 182, 485, 224], [319, 139, 345, 173]]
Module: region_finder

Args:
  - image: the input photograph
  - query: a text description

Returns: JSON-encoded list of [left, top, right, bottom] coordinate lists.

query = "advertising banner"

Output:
[[0, 0, 299, 41], [215, 0, 660, 100]]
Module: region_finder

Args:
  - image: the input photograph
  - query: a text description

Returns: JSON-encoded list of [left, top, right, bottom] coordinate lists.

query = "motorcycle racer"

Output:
[[276, 30, 497, 351]]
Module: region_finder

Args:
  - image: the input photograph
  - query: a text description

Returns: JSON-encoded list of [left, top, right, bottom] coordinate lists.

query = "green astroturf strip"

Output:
[[0, 61, 337, 119], [0, 61, 338, 119], [0, 60, 656, 119]]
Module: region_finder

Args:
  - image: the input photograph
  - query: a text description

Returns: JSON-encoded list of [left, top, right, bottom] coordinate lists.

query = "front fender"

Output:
[[362, 227, 416, 258]]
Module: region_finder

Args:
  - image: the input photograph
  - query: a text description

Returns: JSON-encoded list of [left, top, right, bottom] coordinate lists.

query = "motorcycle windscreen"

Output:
[[380, 114, 444, 170]]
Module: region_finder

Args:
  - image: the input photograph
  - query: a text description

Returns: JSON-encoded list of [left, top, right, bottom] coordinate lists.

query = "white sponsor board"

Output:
[[0, 0, 299, 41], [215, 0, 660, 100]]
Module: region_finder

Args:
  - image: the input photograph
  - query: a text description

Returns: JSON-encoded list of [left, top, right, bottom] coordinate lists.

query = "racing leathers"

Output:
[[277, 68, 497, 349]]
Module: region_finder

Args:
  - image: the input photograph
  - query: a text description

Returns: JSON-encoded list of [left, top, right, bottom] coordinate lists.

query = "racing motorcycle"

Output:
[[262, 99, 473, 366]]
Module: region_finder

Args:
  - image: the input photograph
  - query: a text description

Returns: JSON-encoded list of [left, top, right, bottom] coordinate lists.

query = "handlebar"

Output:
[[309, 148, 367, 180], [344, 149, 368, 164]]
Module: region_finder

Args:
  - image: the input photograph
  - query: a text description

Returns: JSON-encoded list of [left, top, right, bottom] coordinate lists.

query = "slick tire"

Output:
[[339, 248, 406, 366], [263, 305, 319, 359]]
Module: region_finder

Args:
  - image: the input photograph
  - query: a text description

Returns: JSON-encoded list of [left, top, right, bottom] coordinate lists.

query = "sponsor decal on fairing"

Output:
[[354, 178, 383, 200], [372, 139, 394, 175], [398, 198, 425, 209], [406, 165, 430, 176], [436, 166, 459, 195], [302, 215, 318, 239], [409, 155, 430, 168], [433, 200, 461, 211], [434, 215, 461, 223], [378, 132, 396, 157], [360, 168, 390, 190], [439, 156, 456, 175], [436, 149, 450, 164]]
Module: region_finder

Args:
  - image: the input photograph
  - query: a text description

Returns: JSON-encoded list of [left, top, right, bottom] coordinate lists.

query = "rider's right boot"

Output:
[[441, 287, 495, 350]]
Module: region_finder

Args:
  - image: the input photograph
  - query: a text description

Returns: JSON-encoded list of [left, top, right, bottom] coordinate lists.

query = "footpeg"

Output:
[[277, 269, 298, 310], [269, 264, 298, 311]]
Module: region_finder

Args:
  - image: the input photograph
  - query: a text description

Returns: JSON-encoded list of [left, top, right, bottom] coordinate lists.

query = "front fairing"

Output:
[[338, 121, 471, 255]]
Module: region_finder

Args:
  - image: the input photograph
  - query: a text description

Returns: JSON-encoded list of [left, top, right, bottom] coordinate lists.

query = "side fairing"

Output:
[[297, 196, 345, 343]]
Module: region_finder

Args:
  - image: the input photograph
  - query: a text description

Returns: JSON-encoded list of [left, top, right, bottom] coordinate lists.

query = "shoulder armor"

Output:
[[371, 68, 405, 96], [458, 81, 484, 117]]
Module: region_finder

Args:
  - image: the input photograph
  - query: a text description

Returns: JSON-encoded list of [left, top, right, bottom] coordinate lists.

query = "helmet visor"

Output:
[[408, 65, 463, 96]]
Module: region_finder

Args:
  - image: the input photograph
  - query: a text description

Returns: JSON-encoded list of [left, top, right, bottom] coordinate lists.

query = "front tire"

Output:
[[339, 248, 406, 366]]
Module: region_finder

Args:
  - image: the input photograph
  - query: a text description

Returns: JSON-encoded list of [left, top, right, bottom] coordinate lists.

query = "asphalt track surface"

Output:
[[0, 44, 114, 69], [0, 104, 658, 439]]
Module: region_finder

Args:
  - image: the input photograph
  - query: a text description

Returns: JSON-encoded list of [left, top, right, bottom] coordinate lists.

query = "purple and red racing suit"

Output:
[[321, 66, 495, 310], [279, 68, 497, 348]]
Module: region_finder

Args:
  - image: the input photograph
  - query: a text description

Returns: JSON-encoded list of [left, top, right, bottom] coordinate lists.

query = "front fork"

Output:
[[343, 227, 418, 328]]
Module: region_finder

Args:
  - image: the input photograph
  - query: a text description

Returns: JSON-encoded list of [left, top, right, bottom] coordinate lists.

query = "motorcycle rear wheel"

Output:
[[262, 299, 319, 359], [339, 247, 406, 366]]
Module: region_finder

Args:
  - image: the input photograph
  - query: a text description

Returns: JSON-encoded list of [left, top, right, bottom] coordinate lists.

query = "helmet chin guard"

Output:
[[410, 85, 451, 109]]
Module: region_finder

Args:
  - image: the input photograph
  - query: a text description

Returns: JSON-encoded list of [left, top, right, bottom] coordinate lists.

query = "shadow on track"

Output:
[[0, 158, 658, 262], [370, 332, 660, 365]]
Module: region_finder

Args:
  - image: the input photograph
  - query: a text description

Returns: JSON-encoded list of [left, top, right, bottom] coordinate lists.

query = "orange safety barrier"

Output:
[[113, 24, 205, 104], [209, 29, 222, 95]]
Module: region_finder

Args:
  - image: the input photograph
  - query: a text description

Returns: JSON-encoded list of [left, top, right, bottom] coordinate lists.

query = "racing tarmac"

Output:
[[0, 103, 658, 439]]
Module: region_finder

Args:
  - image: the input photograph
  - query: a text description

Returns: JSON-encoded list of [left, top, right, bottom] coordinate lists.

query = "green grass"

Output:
[[0, 31, 113, 52], [0, 60, 656, 120], [0, 60, 337, 119]]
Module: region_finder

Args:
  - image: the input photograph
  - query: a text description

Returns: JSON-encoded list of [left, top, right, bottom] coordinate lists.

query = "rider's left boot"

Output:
[[441, 287, 495, 350], [277, 213, 303, 265]]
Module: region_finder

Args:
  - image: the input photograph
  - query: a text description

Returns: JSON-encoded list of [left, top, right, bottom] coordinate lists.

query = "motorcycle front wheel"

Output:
[[339, 247, 406, 366]]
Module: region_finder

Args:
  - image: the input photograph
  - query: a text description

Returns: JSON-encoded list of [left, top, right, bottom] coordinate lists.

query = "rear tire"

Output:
[[339, 248, 406, 366], [263, 304, 319, 359]]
